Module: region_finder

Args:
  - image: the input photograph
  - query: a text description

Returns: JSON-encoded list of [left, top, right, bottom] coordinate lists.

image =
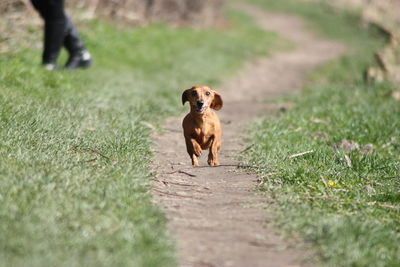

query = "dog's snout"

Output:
[[196, 100, 204, 107]]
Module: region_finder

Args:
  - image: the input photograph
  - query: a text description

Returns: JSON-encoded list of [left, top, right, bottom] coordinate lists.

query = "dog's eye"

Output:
[[191, 91, 197, 96], [205, 92, 211, 96]]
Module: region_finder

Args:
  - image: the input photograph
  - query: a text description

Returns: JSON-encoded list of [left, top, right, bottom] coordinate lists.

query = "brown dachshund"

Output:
[[182, 85, 223, 167]]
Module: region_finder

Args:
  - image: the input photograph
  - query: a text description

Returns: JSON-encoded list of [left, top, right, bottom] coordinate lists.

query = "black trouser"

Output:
[[31, 0, 85, 64]]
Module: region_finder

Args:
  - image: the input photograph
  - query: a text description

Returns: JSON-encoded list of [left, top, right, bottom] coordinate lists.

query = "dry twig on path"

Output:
[[152, 188, 201, 199], [165, 170, 197, 177]]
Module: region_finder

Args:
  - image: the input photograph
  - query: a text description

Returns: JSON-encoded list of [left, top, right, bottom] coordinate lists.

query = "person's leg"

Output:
[[31, 0, 91, 70], [30, 0, 46, 18], [31, 0, 67, 69], [64, 17, 85, 55], [63, 17, 92, 69]]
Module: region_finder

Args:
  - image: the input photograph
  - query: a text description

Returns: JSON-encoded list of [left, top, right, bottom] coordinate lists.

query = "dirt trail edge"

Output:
[[152, 5, 345, 267]]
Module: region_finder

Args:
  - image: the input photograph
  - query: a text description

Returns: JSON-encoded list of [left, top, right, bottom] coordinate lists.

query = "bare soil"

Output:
[[152, 5, 345, 267]]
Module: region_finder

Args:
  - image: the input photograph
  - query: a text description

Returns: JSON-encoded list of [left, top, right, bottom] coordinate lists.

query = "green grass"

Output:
[[0, 9, 277, 267], [244, 0, 400, 266]]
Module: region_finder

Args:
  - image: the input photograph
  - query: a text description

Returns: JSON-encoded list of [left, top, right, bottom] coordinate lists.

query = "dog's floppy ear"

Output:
[[182, 89, 190, 105], [210, 91, 223, 110]]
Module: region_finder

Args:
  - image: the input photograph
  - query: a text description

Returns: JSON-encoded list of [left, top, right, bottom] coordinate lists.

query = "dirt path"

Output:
[[152, 5, 345, 267]]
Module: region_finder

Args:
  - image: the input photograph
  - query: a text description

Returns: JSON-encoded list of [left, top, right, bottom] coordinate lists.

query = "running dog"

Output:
[[182, 85, 223, 167]]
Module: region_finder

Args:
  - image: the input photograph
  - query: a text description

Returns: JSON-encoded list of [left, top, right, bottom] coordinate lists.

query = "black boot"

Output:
[[64, 17, 92, 70], [64, 50, 92, 70]]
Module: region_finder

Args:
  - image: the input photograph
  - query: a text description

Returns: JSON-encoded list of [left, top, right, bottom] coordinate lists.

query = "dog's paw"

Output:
[[191, 156, 199, 167], [194, 146, 202, 157], [207, 159, 219, 167]]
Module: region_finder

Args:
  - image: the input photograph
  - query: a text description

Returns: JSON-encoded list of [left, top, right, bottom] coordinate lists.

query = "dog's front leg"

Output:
[[185, 137, 202, 167], [207, 136, 220, 166]]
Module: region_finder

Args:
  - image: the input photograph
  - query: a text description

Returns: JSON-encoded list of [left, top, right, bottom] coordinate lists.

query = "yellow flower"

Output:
[[327, 181, 337, 188]]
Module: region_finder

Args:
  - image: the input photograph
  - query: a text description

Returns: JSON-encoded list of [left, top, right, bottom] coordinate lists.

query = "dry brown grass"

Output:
[[0, 0, 225, 56], [1, 0, 224, 26]]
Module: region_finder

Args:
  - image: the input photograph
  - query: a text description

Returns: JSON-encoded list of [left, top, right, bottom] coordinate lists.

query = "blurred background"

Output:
[[1, 0, 399, 84], [0, 0, 225, 28]]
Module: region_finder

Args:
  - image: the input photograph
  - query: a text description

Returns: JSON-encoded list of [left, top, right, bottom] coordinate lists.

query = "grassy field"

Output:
[[245, 0, 400, 266], [0, 9, 277, 267]]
